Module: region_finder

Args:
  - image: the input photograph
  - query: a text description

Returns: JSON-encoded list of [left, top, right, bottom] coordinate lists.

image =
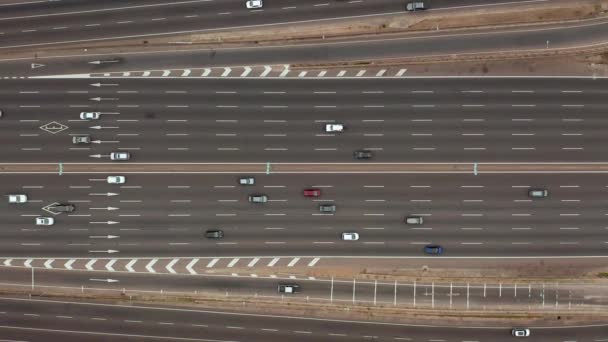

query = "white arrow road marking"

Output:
[[90, 278, 119, 283], [64, 259, 75, 270], [186, 259, 198, 274], [125, 259, 137, 272], [206, 258, 218, 268], [267, 258, 279, 267], [247, 258, 259, 267], [86, 259, 97, 271], [146, 259, 157, 273], [31, 63, 45, 69], [227, 258, 239, 268], [260, 65, 272, 77], [287, 257, 300, 267], [202, 68, 211, 77], [241, 66, 251, 77], [166, 259, 179, 274], [105, 259, 116, 272], [221, 67, 231, 77], [24, 259, 33, 268], [396, 68, 407, 77], [44, 259, 54, 269], [181, 69, 191, 77], [162, 70, 171, 77], [308, 258, 320, 267], [3, 259, 12, 267]]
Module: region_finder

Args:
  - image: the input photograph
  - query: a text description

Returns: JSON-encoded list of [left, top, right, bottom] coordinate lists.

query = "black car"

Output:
[[205, 229, 224, 239], [353, 150, 373, 159], [51, 203, 76, 213]]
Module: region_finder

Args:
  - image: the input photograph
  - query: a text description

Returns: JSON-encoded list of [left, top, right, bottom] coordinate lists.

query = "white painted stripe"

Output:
[[24, 259, 33, 268], [267, 258, 280, 267], [317, 70, 326, 77], [308, 257, 320, 267], [3, 259, 12, 267], [166, 258, 179, 274], [241, 66, 251, 77], [279, 65, 290, 77], [125, 259, 137, 272], [247, 258, 259, 267], [298, 71, 308, 77], [146, 259, 158, 273], [337, 70, 346, 77], [356, 70, 365, 77], [227, 258, 240, 268], [186, 258, 199, 274], [396, 69, 407, 76], [142, 71, 150, 77], [376, 69, 386, 77], [287, 257, 300, 267], [206, 258, 219, 268]]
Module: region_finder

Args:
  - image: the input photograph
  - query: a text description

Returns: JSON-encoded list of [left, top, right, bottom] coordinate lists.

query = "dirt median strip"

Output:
[[3, 162, 608, 174]]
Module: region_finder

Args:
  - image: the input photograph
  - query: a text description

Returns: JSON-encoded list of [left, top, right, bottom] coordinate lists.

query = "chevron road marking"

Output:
[[298, 71, 307, 77], [202, 68, 211, 77], [279, 66, 290, 77], [146, 259, 158, 273], [186, 258, 199, 274], [64, 259, 75, 270], [206, 258, 219, 268], [3, 259, 12, 267], [125, 259, 137, 272], [85, 259, 96, 271], [308, 258, 320, 267], [260, 65, 272, 77], [181, 69, 191, 77], [142, 71, 150, 77], [44, 259, 54, 269], [247, 258, 259, 267], [227, 258, 239, 268], [317, 70, 326, 77], [267, 258, 279, 267], [241, 66, 251, 77], [105, 259, 116, 272], [24, 259, 33, 268], [166, 258, 179, 274], [221, 67, 231, 77], [287, 257, 300, 267], [162, 70, 170, 77]]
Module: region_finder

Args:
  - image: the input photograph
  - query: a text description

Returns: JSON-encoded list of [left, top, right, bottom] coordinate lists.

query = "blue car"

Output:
[[424, 245, 443, 255]]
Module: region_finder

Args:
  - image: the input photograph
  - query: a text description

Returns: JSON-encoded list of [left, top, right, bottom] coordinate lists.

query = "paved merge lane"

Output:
[[0, 0, 543, 49], [1, 173, 608, 257], [1, 78, 608, 163]]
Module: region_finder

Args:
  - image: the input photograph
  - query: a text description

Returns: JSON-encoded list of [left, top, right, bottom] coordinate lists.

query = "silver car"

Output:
[[8, 194, 27, 203], [528, 189, 548, 198], [36, 217, 55, 226], [80, 112, 100, 120], [239, 177, 255, 185], [110, 152, 130, 161], [248, 194, 268, 203], [72, 135, 91, 144]]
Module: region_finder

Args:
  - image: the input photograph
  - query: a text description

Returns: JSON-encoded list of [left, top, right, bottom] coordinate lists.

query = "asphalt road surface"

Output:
[[0, 0, 543, 49], [1, 78, 608, 163], [0, 295, 606, 342], [2, 173, 608, 257]]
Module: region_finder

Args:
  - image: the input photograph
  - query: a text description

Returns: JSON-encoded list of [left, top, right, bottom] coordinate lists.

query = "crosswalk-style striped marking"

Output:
[[186, 258, 199, 274], [206, 258, 219, 268], [247, 258, 259, 267], [166, 258, 179, 274], [337, 70, 346, 77], [85, 259, 96, 271], [125, 259, 137, 273], [396, 68, 407, 77], [227, 258, 240, 268], [287, 257, 300, 267], [44, 259, 54, 269], [146, 259, 158, 273], [308, 258, 320, 267], [267, 258, 280, 267], [106, 259, 116, 272], [356, 70, 366, 77], [64, 259, 75, 270]]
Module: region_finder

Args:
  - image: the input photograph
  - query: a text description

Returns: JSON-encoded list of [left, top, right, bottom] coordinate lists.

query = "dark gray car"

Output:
[[319, 204, 336, 213], [52, 203, 75, 212], [353, 150, 373, 159]]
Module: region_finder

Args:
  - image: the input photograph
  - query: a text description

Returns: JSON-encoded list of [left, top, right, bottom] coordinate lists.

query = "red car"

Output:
[[303, 188, 321, 197]]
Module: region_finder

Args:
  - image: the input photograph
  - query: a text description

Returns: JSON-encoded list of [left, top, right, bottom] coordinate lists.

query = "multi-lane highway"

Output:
[[2, 173, 608, 257], [0, 295, 606, 342], [1, 78, 608, 162], [0, 0, 545, 49]]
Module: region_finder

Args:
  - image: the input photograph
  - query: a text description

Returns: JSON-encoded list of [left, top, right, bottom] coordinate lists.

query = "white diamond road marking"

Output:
[[186, 258, 199, 274], [85, 259, 96, 271], [227, 258, 239, 268], [146, 259, 158, 273], [287, 257, 300, 267], [247, 258, 259, 267], [125, 259, 137, 272], [166, 258, 179, 274], [39, 121, 68, 134], [267, 258, 280, 267], [206, 258, 219, 268]]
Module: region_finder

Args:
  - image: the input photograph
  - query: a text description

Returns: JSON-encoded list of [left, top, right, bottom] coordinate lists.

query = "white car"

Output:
[[246, 0, 262, 9], [238, 177, 255, 185], [36, 217, 54, 226], [8, 194, 28, 203], [325, 123, 344, 133], [110, 152, 130, 161], [341, 232, 359, 241], [107, 175, 126, 184], [511, 328, 530, 337], [80, 112, 100, 120]]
